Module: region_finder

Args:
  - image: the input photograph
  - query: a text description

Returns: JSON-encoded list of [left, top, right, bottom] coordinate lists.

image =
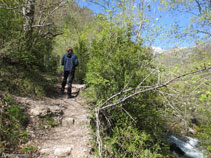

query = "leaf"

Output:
[[200, 94, 207, 102]]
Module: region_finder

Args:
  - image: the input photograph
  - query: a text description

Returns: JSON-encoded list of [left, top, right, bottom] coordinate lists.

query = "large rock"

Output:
[[54, 147, 72, 157], [48, 106, 64, 116], [30, 106, 48, 117]]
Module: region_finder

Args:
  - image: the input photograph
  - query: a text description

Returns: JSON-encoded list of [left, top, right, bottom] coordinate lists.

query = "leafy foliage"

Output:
[[0, 0, 59, 72], [85, 21, 170, 156], [159, 0, 211, 42]]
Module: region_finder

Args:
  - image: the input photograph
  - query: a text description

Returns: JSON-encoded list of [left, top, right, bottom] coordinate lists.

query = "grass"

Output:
[[38, 115, 59, 129], [23, 144, 37, 154]]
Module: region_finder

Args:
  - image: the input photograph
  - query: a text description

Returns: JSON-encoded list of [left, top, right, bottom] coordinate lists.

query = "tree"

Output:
[[0, 0, 66, 70], [159, 0, 211, 41], [23, 0, 35, 33], [87, 0, 162, 45]]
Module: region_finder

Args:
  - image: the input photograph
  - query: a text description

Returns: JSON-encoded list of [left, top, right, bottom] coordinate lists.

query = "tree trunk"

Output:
[[23, 0, 35, 34]]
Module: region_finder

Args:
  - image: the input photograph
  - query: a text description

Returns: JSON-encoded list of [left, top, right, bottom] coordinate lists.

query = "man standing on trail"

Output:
[[61, 47, 79, 98]]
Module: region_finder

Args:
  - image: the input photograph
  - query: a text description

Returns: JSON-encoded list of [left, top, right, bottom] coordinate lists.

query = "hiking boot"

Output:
[[67, 95, 74, 99]]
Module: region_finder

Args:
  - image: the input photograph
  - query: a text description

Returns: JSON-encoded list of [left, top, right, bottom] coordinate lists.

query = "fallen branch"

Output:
[[95, 108, 102, 158], [100, 66, 211, 111], [32, 23, 52, 28]]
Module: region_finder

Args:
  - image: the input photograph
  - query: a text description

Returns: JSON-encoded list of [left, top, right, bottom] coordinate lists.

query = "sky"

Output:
[[77, 0, 203, 50]]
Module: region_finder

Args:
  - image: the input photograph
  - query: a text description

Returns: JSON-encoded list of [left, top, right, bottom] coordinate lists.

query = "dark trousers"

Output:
[[62, 71, 75, 95]]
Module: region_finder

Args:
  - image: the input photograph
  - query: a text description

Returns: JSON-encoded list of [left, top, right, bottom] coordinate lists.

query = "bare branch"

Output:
[[0, 5, 24, 10], [158, 90, 185, 120], [101, 111, 112, 127], [42, 0, 67, 25], [32, 23, 52, 28], [101, 70, 155, 107], [87, 0, 107, 10], [195, 30, 211, 36], [195, 0, 202, 14], [136, 69, 156, 92], [100, 66, 211, 111], [101, 85, 151, 108], [122, 107, 136, 123]]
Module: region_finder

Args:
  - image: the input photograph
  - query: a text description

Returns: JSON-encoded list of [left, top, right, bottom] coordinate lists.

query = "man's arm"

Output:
[[74, 55, 79, 67]]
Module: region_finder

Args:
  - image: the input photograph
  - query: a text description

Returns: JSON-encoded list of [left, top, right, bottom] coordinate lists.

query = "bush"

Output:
[[85, 26, 169, 157], [74, 39, 89, 83]]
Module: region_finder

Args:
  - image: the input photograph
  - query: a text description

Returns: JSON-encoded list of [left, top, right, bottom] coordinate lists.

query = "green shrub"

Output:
[[74, 39, 89, 83], [85, 26, 169, 157]]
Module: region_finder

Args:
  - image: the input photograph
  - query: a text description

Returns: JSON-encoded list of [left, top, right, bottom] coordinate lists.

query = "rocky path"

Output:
[[17, 84, 93, 158]]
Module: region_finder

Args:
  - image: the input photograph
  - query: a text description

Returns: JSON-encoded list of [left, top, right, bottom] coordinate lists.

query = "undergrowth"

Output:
[[0, 60, 58, 98], [0, 60, 59, 155], [0, 94, 29, 155]]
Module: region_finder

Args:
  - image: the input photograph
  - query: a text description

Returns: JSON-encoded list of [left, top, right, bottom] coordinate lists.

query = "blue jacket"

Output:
[[61, 52, 79, 71]]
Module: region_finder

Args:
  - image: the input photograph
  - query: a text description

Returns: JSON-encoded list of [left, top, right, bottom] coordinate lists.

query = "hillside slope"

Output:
[[153, 41, 211, 66]]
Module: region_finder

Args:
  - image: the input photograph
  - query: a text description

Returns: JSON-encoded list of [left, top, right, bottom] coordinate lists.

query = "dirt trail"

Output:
[[17, 84, 93, 158]]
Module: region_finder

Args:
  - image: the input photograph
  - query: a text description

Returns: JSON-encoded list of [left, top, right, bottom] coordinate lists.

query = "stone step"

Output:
[[62, 117, 90, 127], [75, 118, 90, 125], [62, 117, 75, 127]]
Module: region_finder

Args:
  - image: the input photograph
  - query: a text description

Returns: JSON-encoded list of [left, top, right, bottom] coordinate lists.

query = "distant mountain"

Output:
[[151, 46, 165, 56], [151, 46, 189, 56], [152, 41, 211, 66]]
